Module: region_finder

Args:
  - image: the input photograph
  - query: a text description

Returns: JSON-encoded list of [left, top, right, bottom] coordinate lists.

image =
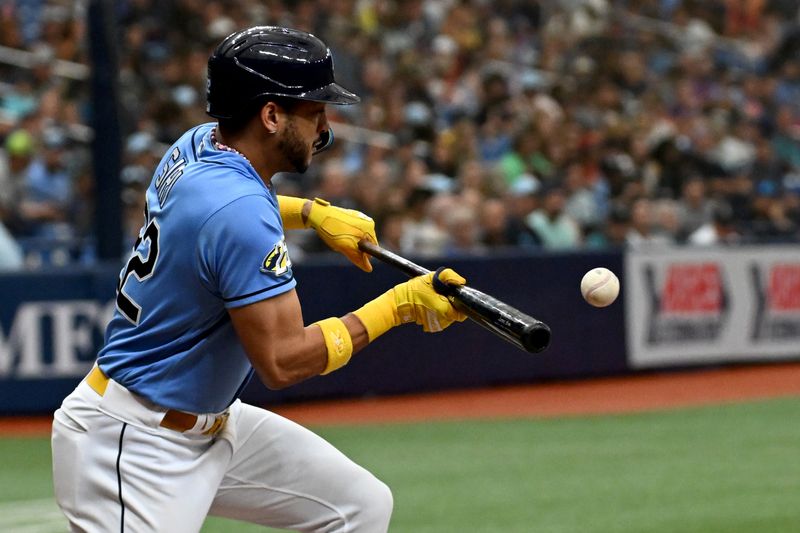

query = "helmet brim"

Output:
[[300, 82, 360, 105]]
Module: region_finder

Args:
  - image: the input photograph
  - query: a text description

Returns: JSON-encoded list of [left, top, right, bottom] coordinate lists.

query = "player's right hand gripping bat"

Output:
[[358, 241, 551, 353]]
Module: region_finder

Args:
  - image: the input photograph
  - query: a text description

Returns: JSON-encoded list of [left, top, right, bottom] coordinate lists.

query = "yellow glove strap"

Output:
[[352, 290, 400, 342], [313, 317, 354, 375], [305, 197, 331, 229], [305, 197, 377, 273], [277, 195, 310, 230]]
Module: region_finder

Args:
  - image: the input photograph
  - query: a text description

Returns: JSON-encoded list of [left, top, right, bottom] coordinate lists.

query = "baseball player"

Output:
[[51, 26, 466, 532]]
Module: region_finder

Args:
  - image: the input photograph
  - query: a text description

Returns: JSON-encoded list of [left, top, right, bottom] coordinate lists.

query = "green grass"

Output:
[[2, 398, 799, 532]]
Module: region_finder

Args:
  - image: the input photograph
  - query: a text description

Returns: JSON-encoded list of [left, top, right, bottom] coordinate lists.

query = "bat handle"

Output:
[[359, 242, 457, 296], [359, 240, 429, 277]]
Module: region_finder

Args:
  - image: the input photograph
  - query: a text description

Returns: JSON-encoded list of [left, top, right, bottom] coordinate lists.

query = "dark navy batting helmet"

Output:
[[206, 26, 360, 120]]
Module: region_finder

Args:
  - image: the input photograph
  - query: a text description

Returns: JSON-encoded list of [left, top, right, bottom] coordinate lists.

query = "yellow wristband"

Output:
[[277, 195, 310, 230], [352, 290, 400, 342], [313, 317, 354, 374]]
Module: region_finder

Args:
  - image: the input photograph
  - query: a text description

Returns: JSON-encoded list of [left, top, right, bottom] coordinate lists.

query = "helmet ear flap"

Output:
[[312, 129, 334, 155]]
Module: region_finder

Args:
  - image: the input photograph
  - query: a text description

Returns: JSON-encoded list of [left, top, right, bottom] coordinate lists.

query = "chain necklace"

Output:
[[210, 127, 252, 166], [209, 126, 272, 189]]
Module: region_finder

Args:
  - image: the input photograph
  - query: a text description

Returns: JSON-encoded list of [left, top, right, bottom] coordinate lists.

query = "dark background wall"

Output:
[[0, 251, 626, 414]]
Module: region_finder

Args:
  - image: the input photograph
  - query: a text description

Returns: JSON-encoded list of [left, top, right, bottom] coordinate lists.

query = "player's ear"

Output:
[[260, 102, 279, 134]]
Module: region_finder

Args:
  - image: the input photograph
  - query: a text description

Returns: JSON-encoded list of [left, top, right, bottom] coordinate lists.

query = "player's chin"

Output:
[[285, 149, 312, 173], [290, 156, 311, 174]]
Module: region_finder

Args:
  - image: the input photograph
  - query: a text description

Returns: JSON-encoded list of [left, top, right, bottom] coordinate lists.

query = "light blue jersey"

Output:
[[97, 123, 296, 413]]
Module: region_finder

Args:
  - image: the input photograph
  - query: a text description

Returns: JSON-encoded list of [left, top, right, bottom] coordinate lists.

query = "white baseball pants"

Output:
[[51, 378, 393, 532]]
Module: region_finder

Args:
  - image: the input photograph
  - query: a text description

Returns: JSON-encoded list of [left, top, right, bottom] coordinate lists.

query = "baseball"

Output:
[[580, 267, 620, 307]]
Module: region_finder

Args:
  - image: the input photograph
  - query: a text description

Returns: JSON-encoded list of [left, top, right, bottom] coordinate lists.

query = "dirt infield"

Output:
[[2, 362, 800, 435], [272, 362, 800, 425]]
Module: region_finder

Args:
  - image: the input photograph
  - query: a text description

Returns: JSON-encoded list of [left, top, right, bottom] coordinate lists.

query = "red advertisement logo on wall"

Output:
[[644, 262, 728, 345], [661, 263, 724, 314], [752, 263, 800, 340]]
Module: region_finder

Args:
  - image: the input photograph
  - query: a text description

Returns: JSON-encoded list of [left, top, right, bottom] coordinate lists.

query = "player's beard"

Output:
[[277, 118, 311, 173]]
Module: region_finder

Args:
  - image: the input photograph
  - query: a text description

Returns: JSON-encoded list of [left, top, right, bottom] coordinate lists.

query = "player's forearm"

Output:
[[251, 314, 369, 390], [342, 313, 370, 352]]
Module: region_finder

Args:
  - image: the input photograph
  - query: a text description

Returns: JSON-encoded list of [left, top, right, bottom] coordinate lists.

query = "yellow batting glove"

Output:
[[306, 197, 378, 272], [353, 268, 467, 341], [395, 269, 467, 332]]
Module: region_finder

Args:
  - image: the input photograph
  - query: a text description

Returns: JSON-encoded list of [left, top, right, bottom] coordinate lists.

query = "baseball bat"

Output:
[[358, 241, 551, 353]]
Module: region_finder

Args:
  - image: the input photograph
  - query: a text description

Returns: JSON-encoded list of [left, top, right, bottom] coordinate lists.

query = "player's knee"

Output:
[[366, 478, 394, 523], [349, 475, 393, 532]]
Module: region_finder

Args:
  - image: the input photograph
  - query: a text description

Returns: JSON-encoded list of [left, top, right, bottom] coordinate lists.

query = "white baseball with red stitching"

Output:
[[580, 268, 620, 308]]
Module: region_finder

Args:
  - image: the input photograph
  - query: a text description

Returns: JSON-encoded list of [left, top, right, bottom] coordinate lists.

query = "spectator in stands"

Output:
[[0, 132, 25, 269], [626, 197, 675, 248], [479, 198, 516, 248], [504, 174, 542, 248], [0, 75, 39, 122], [525, 185, 581, 250], [688, 200, 741, 245], [443, 204, 484, 256], [398, 186, 448, 257], [477, 108, 514, 163], [0, 129, 31, 232], [676, 175, 715, 239], [748, 136, 787, 188], [17, 125, 74, 239], [771, 105, 800, 169], [586, 203, 632, 249], [654, 198, 683, 243], [748, 179, 798, 242], [499, 126, 553, 188], [314, 158, 357, 209], [120, 163, 149, 250], [378, 210, 406, 254], [0, 218, 23, 270], [563, 162, 602, 237]]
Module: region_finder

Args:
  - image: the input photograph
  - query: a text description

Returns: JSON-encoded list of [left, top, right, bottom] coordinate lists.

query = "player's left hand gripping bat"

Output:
[[358, 241, 551, 353]]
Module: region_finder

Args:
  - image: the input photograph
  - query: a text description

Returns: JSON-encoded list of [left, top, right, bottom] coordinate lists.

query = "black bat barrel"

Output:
[[451, 285, 551, 353]]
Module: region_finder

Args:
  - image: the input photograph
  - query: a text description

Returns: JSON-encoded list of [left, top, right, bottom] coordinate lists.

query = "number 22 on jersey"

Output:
[[116, 147, 187, 325], [117, 203, 160, 325]]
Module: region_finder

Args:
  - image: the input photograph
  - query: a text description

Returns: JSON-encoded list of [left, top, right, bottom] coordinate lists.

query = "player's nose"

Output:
[[317, 109, 329, 133]]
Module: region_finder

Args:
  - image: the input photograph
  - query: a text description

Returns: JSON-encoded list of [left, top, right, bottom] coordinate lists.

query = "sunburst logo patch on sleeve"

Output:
[[261, 238, 292, 277]]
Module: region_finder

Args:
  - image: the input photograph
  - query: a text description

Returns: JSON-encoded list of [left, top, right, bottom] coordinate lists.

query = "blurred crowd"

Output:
[[2, 0, 800, 269]]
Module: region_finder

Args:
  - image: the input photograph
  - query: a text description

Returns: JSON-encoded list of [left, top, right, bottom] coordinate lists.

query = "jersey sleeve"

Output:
[[196, 194, 297, 308]]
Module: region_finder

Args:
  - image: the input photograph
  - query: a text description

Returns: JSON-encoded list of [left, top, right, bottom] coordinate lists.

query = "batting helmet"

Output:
[[206, 26, 360, 120]]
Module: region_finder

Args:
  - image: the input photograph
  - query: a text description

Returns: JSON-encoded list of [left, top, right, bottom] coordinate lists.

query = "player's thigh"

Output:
[[210, 403, 392, 531], [53, 402, 230, 533], [52, 406, 113, 530], [120, 424, 233, 532]]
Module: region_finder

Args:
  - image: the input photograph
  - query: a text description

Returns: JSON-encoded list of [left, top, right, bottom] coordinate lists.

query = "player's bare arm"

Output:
[[230, 269, 467, 389], [229, 289, 369, 389]]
